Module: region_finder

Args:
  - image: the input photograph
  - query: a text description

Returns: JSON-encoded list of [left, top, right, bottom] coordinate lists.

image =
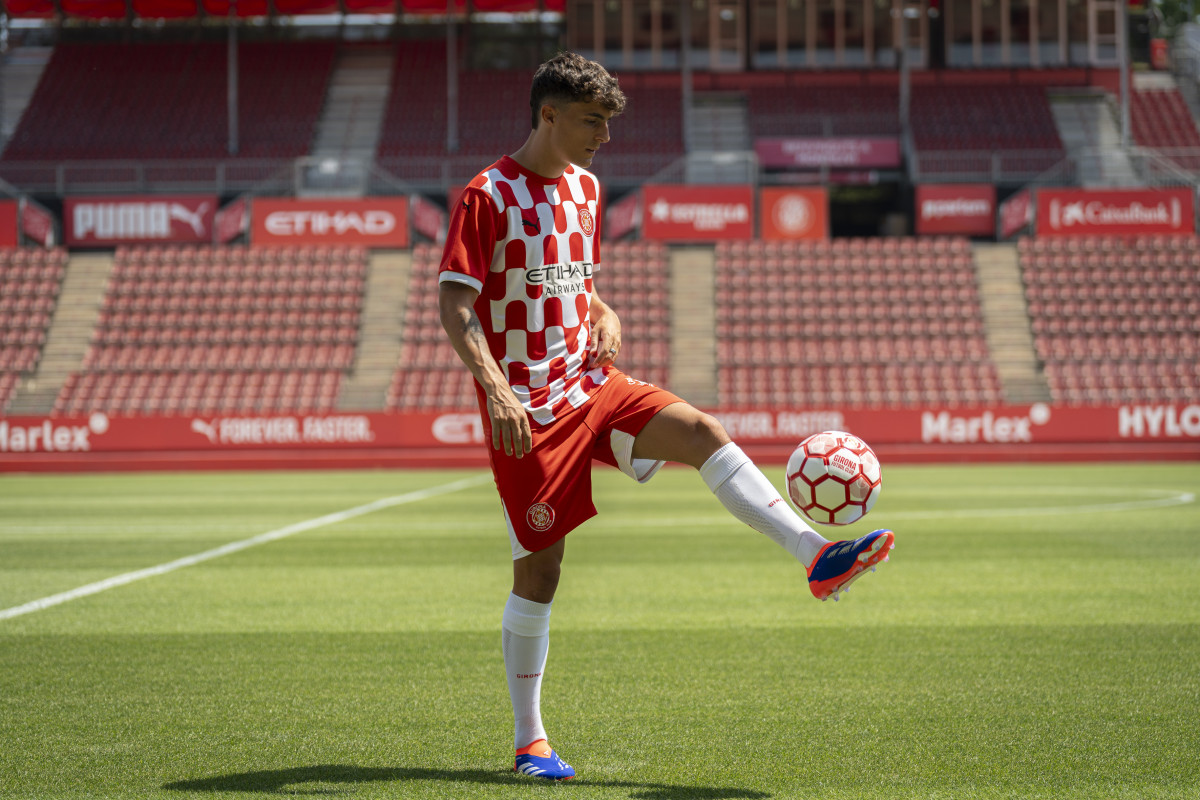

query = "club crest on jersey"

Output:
[[526, 502, 555, 532], [578, 208, 594, 236]]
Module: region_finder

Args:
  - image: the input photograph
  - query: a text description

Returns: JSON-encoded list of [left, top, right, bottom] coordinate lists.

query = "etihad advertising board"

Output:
[[251, 198, 410, 247], [915, 184, 996, 236], [1035, 187, 1195, 236], [65, 195, 216, 245], [642, 184, 754, 241]]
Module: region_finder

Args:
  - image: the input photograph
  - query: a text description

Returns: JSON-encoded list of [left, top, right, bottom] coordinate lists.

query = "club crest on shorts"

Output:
[[578, 208, 594, 236], [526, 502, 555, 532]]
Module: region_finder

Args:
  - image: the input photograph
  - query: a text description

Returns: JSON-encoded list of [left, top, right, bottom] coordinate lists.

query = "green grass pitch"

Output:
[[1, 462, 1198, 800]]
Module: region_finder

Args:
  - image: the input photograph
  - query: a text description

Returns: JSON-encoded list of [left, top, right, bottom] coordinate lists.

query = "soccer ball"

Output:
[[785, 431, 882, 526]]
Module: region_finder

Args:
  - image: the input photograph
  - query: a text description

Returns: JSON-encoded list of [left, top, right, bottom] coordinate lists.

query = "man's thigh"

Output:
[[629, 401, 731, 469]]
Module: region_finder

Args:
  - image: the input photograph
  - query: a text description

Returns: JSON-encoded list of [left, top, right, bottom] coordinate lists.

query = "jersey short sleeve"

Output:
[[439, 185, 503, 293]]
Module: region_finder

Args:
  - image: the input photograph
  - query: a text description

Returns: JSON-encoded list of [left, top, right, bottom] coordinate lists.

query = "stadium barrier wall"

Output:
[[0, 403, 1197, 472]]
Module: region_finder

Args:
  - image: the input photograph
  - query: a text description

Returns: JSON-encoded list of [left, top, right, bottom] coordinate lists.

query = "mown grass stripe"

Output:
[[0, 473, 490, 622]]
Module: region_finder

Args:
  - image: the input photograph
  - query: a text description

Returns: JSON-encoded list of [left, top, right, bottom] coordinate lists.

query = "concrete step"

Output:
[[337, 249, 409, 411], [972, 243, 1052, 403], [7, 253, 114, 416], [669, 247, 717, 407], [311, 45, 394, 162], [1049, 91, 1139, 186]]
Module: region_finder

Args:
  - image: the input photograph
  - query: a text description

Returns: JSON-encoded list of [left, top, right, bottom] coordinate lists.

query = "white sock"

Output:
[[502, 592, 551, 750], [700, 442, 829, 567]]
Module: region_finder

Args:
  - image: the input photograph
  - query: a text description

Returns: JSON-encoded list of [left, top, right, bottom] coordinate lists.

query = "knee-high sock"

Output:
[[700, 442, 829, 567], [502, 592, 552, 749]]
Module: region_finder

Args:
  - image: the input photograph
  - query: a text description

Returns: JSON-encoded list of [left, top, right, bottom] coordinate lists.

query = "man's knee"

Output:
[[679, 408, 731, 457], [694, 410, 731, 447], [513, 542, 564, 603]]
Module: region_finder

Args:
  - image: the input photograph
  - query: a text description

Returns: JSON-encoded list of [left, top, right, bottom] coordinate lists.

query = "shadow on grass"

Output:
[[164, 764, 771, 799]]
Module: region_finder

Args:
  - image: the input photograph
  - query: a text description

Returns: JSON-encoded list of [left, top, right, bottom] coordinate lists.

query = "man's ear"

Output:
[[539, 102, 557, 128]]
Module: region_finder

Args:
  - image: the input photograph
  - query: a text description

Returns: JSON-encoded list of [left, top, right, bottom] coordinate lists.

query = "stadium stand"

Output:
[[1130, 87, 1200, 171], [0, 248, 67, 413], [600, 73, 687, 182], [375, 47, 685, 185], [375, 40, 448, 178], [386, 244, 476, 411], [1018, 234, 1200, 404], [743, 78, 900, 138], [52, 245, 365, 415], [910, 83, 1066, 178], [715, 237, 1003, 407], [1, 42, 335, 165], [386, 241, 670, 412]]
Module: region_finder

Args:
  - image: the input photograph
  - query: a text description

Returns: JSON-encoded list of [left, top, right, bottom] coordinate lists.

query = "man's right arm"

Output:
[[439, 281, 533, 459]]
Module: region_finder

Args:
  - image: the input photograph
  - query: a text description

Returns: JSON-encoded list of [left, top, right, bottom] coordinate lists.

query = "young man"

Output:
[[438, 51, 894, 782]]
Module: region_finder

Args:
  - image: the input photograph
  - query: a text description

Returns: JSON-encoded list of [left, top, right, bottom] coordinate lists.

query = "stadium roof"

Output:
[[2, 0, 562, 20]]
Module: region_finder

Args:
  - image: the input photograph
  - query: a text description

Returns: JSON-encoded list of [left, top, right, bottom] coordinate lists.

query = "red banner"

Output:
[[60, 0, 126, 17], [200, 0, 269, 14], [214, 196, 248, 244], [605, 190, 641, 241], [5, 0, 56, 17], [755, 137, 902, 169], [411, 194, 448, 245], [131, 0, 201, 18], [1035, 187, 1195, 236], [760, 187, 828, 241], [6, 0, 562, 15], [252, 198, 410, 247], [642, 185, 754, 242], [999, 188, 1034, 239], [1, 404, 1197, 458], [915, 184, 996, 236], [65, 195, 216, 246], [0, 201, 18, 247], [20, 200, 56, 247]]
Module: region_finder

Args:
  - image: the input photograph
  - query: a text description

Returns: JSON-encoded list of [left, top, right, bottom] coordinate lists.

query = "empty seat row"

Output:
[[54, 369, 342, 416], [1018, 234, 1200, 253], [119, 244, 367, 266], [718, 237, 971, 258], [720, 363, 1003, 408], [81, 343, 356, 372]]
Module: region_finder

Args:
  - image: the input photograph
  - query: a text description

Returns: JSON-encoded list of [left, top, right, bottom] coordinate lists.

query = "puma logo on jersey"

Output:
[[521, 216, 540, 234]]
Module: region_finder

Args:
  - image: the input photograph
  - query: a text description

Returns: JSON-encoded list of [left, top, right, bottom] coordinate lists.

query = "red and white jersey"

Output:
[[439, 156, 607, 427]]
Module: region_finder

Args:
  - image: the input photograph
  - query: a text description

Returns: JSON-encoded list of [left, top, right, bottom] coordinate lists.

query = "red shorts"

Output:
[[480, 369, 683, 557]]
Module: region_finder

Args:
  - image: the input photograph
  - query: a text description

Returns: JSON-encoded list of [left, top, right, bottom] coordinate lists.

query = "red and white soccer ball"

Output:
[[785, 431, 882, 526]]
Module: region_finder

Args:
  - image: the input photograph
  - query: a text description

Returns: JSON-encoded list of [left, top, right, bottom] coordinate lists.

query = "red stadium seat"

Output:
[[52, 245, 363, 415]]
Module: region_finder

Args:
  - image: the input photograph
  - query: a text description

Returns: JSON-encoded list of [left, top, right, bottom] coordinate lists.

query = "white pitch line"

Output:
[[0, 473, 491, 622]]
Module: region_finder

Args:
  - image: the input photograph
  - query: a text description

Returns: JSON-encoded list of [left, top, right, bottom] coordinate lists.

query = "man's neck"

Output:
[[510, 132, 567, 180]]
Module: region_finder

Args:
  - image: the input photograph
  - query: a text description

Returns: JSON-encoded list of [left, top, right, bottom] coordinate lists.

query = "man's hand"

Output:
[[587, 290, 622, 368], [486, 384, 533, 459], [440, 280, 533, 458]]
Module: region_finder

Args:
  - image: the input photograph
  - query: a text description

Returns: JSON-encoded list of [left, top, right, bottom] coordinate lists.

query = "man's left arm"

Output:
[[587, 286, 622, 368]]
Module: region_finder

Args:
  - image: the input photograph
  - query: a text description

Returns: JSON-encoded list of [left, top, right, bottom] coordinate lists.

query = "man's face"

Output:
[[546, 100, 613, 169]]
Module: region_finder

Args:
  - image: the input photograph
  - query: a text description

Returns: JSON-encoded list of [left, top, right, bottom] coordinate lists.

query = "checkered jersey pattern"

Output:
[[440, 156, 607, 426]]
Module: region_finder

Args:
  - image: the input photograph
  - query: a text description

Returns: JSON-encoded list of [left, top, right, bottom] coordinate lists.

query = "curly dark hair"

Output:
[[529, 52, 626, 130]]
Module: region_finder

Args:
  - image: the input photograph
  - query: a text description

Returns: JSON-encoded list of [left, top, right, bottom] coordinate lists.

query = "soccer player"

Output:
[[438, 51, 894, 782]]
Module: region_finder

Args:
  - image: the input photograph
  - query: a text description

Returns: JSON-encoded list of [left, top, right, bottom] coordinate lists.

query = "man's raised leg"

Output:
[[631, 402, 893, 600]]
